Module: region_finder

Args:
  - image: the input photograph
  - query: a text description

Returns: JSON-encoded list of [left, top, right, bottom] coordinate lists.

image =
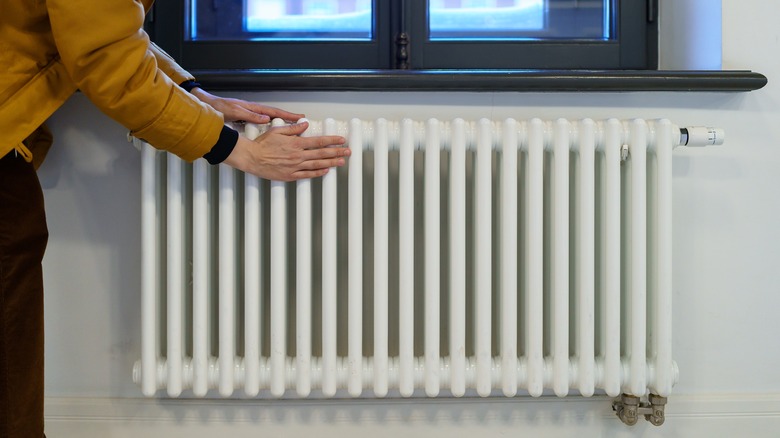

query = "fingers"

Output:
[[300, 144, 351, 160], [220, 101, 291, 125], [277, 144, 350, 180], [235, 107, 271, 124], [291, 168, 331, 180], [289, 146, 355, 180], [213, 100, 270, 124], [299, 135, 348, 150], [300, 157, 347, 170], [268, 122, 346, 147], [250, 104, 305, 122], [198, 92, 304, 124], [234, 101, 305, 123], [271, 121, 310, 136]]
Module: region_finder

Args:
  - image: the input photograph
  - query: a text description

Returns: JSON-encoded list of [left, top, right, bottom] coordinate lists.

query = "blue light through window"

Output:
[[429, 0, 612, 41], [243, 0, 372, 40], [189, 0, 613, 43]]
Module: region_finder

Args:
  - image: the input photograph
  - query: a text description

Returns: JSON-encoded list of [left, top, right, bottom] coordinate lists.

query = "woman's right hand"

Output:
[[223, 121, 350, 182]]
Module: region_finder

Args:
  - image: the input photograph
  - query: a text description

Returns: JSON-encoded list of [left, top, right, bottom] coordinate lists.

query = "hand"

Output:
[[223, 121, 350, 182], [190, 88, 304, 124]]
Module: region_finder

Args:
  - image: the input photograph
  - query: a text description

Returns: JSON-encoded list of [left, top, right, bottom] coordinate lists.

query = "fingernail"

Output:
[[338, 159, 345, 166]]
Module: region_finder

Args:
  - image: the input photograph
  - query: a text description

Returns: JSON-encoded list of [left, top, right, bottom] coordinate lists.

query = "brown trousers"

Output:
[[0, 151, 47, 437]]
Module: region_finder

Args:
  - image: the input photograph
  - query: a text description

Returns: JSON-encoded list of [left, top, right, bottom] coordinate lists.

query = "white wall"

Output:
[[40, 0, 780, 435]]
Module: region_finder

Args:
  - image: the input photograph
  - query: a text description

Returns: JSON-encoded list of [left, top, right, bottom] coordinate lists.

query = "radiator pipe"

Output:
[[679, 127, 725, 146]]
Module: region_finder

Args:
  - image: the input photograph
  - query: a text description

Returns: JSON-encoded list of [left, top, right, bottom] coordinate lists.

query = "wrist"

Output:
[[191, 87, 217, 107], [179, 80, 215, 105], [190, 86, 209, 100], [222, 135, 253, 172]]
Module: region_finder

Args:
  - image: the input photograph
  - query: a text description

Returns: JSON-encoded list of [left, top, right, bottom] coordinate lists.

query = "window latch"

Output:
[[647, 0, 657, 23], [395, 32, 410, 70]]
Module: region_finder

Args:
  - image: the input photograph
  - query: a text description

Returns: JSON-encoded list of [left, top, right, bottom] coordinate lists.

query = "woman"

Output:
[[0, 1, 349, 436]]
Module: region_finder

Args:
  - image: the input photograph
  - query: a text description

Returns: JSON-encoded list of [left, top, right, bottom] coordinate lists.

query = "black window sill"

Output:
[[193, 69, 767, 93]]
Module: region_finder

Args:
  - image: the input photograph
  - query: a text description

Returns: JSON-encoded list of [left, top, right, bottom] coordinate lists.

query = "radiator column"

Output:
[[577, 119, 596, 397], [475, 119, 493, 397], [167, 155, 185, 397], [192, 157, 211, 397], [218, 163, 236, 397], [321, 119, 339, 397], [374, 118, 390, 397], [629, 119, 648, 396], [244, 123, 262, 397], [423, 119, 441, 396], [140, 142, 158, 397], [552, 119, 571, 397], [297, 126, 314, 397], [347, 118, 364, 397], [500, 118, 518, 397], [449, 119, 467, 398], [398, 119, 415, 397], [270, 119, 288, 397], [526, 119, 545, 397], [603, 119, 623, 398]]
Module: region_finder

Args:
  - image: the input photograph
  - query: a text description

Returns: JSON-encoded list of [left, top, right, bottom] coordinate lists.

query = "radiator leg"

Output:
[[612, 393, 667, 426]]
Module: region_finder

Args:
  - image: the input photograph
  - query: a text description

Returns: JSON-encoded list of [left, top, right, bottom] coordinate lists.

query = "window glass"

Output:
[[428, 0, 612, 41], [191, 0, 373, 41]]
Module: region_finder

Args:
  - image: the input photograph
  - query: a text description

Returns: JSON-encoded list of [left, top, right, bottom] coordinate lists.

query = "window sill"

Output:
[[192, 69, 767, 93]]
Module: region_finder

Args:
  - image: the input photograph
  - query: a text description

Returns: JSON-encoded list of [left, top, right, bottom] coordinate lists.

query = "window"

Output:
[[148, 0, 657, 71]]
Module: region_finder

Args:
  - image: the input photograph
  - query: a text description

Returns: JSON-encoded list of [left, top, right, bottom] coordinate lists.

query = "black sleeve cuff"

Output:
[[179, 80, 202, 93], [203, 126, 239, 165]]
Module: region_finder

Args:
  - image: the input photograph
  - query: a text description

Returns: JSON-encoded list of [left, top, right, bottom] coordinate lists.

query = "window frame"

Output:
[[148, 0, 658, 71]]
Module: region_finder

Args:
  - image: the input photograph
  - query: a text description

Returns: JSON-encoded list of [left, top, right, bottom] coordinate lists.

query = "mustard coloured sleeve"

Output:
[[149, 40, 194, 86], [46, 0, 223, 162]]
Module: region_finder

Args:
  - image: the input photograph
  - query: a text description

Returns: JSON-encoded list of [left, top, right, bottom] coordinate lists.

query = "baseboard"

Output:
[[45, 393, 780, 438]]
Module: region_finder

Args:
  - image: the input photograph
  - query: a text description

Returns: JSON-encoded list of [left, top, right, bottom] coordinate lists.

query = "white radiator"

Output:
[[133, 118, 722, 402]]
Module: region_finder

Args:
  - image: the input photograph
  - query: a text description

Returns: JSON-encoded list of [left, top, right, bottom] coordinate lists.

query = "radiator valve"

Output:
[[612, 393, 667, 426], [620, 144, 630, 162]]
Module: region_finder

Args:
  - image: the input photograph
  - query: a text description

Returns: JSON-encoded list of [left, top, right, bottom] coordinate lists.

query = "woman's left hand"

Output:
[[190, 87, 305, 124]]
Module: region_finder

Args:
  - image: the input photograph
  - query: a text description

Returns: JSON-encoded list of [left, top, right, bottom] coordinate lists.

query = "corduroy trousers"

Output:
[[0, 151, 47, 437]]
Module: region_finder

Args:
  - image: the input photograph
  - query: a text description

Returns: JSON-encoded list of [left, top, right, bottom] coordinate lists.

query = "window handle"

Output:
[[396, 32, 410, 70], [647, 0, 657, 23]]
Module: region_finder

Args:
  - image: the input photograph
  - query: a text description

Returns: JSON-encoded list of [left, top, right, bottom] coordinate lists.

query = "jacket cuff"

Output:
[[179, 80, 202, 93], [203, 126, 239, 164]]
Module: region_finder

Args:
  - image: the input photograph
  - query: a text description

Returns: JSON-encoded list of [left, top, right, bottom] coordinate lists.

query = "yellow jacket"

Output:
[[0, 0, 223, 166]]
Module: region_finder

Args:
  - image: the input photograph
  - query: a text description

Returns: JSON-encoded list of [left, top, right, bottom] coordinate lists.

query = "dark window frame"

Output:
[[148, 0, 658, 71]]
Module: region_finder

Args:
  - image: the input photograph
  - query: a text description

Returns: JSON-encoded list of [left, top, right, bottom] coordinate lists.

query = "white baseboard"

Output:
[[45, 394, 780, 438]]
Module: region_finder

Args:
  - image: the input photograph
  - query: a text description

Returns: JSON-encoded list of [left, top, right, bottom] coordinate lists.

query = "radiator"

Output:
[[133, 118, 722, 403]]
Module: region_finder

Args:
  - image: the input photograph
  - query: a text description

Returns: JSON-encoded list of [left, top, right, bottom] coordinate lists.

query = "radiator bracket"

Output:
[[612, 393, 667, 426]]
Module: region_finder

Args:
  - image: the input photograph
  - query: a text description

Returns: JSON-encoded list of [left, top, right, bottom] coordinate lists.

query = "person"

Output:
[[0, 0, 349, 436]]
